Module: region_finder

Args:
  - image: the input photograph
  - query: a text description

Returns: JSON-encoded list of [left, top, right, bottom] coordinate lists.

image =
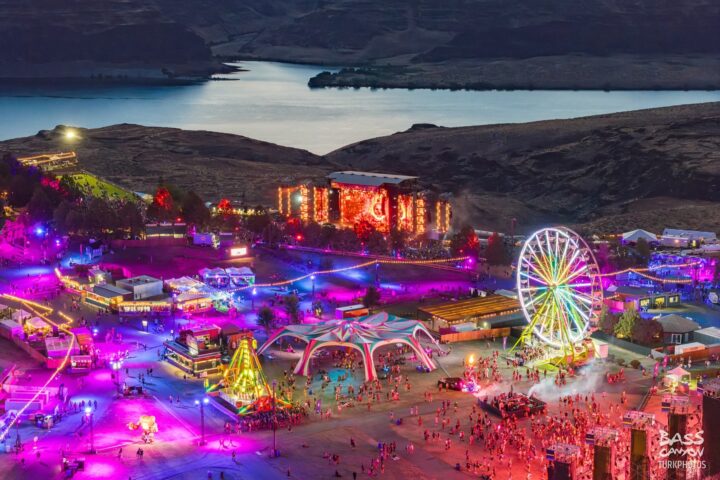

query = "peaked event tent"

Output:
[[258, 312, 440, 382], [622, 229, 658, 243]]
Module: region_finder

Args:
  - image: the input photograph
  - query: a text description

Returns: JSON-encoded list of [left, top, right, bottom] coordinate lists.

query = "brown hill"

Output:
[[0, 124, 330, 205], [2, 103, 720, 234], [326, 102, 720, 233]]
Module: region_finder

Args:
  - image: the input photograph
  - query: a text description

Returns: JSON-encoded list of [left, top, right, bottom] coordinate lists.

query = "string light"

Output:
[[0, 295, 76, 441], [0, 293, 53, 313], [591, 260, 702, 278], [628, 271, 694, 285], [228, 256, 470, 293]]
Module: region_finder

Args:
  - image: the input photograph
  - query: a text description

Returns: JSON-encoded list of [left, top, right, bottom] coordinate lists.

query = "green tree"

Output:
[[635, 238, 651, 264], [245, 212, 271, 234], [450, 225, 479, 257], [363, 286, 381, 309], [301, 222, 323, 247], [118, 202, 145, 237], [181, 191, 210, 227], [614, 304, 640, 339], [335, 228, 362, 251], [27, 186, 54, 222], [284, 294, 300, 324], [146, 186, 176, 221], [87, 198, 114, 233], [598, 305, 619, 335], [58, 175, 83, 200], [64, 209, 85, 233], [389, 229, 407, 254], [485, 232, 509, 266], [320, 224, 337, 247], [366, 230, 389, 255], [52, 200, 73, 232], [257, 306, 276, 335], [631, 317, 663, 346]]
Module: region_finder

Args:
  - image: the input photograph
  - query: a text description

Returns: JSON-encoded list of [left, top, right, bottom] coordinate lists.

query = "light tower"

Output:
[[586, 426, 618, 480], [623, 410, 656, 480], [699, 378, 720, 477], [662, 395, 692, 480], [547, 443, 582, 480]]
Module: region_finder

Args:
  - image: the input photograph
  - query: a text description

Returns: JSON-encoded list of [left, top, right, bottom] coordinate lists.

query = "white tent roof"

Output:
[[225, 267, 254, 276], [27, 317, 50, 330], [199, 268, 227, 277], [165, 276, 205, 292], [622, 229, 658, 242], [11, 309, 31, 321], [667, 366, 690, 377]]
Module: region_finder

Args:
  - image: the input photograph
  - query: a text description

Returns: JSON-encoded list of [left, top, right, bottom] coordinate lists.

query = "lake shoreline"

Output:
[[1, 61, 719, 154], [305, 55, 720, 92]]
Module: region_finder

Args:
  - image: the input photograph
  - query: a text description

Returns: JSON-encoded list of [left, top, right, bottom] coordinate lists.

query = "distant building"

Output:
[[164, 325, 222, 376], [16, 151, 78, 172], [661, 228, 717, 248], [116, 275, 164, 300], [654, 314, 700, 345], [85, 284, 132, 310], [145, 222, 187, 239], [694, 327, 720, 346], [417, 294, 522, 332], [278, 171, 451, 236], [604, 285, 681, 311]]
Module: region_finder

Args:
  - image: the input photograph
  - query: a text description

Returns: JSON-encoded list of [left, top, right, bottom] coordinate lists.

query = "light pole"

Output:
[[14, 418, 21, 454], [85, 407, 95, 454], [271, 379, 277, 458], [111, 360, 123, 394], [195, 397, 209, 445], [310, 275, 315, 298], [251, 288, 257, 310]]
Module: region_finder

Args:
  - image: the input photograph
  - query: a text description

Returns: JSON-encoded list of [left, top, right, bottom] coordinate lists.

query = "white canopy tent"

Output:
[[622, 229, 658, 244]]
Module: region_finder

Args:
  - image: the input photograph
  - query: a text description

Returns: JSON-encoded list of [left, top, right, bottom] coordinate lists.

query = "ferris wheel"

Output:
[[516, 227, 603, 354]]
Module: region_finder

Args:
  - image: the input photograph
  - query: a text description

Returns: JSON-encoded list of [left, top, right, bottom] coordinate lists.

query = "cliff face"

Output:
[[1, 103, 720, 234]]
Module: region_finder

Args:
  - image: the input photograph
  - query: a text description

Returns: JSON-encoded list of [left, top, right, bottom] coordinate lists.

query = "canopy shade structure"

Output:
[[258, 312, 440, 382], [622, 229, 658, 243]]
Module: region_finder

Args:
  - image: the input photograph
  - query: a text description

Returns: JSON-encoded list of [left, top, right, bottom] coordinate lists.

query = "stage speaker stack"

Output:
[[623, 410, 656, 480], [547, 443, 581, 480], [662, 395, 695, 480], [667, 412, 689, 480], [630, 428, 649, 480], [700, 379, 720, 478], [586, 427, 618, 480]]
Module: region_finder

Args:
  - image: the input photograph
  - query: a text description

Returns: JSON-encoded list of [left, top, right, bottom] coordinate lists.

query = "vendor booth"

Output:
[[118, 299, 172, 316]]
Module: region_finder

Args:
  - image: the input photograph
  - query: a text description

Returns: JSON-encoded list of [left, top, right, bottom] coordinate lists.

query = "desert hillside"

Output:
[[0, 124, 331, 206], [327, 102, 720, 232], [2, 103, 720, 234]]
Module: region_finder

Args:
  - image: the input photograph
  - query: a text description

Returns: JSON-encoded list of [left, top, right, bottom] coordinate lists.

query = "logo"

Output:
[[657, 430, 706, 471]]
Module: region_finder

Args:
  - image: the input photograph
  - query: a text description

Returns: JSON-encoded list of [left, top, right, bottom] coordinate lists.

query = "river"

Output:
[[1, 61, 719, 154]]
